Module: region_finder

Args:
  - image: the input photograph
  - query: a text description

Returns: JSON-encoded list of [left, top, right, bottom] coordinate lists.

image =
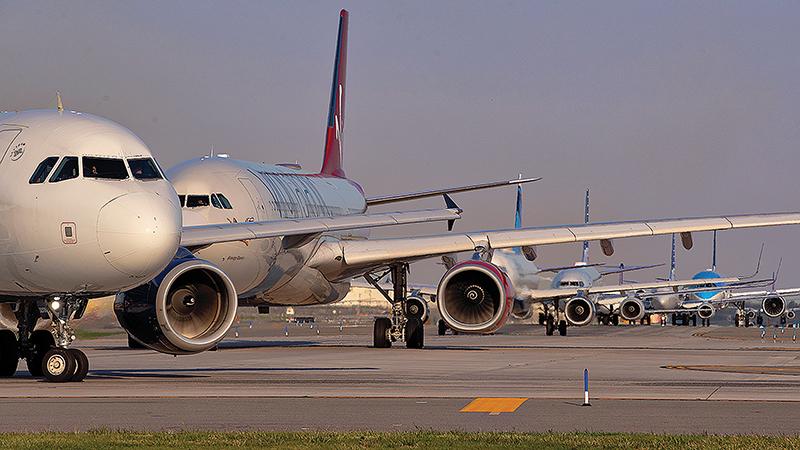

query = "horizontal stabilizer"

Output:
[[366, 177, 541, 206]]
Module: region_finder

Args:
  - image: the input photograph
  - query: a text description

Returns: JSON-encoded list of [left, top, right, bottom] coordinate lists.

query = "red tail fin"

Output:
[[320, 9, 348, 178]]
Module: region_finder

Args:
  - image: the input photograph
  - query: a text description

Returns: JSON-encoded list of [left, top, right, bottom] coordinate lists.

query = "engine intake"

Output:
[[697, 303, 715, 320], [762, 295, 786, 318], [619, 298, 645, 322], [436, 260, 514, 334], [787, 310, 796, 321], [565, 296, 595, 326], [115, 249, 237, 354]]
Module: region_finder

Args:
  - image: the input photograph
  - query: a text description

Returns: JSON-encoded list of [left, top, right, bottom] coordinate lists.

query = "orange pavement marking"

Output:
[[460, 397, 528, 414]]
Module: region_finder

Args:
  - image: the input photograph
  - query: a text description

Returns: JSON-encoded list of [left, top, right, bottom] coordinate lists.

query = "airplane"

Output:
[[123, 10, 800, 350], [5, 10, 800, 382], [638, 232, 800, 327]]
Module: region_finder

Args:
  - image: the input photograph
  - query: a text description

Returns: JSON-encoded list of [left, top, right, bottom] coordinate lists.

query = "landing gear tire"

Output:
[[545, 316, 555, 336], [127, 334, 147, 349], [691, 316, 697, 327], [68, 349, 89, 382], [558, 320, 568, 336], [611, 315, 619, 326], [41, 348, 75, 383], [671, 314, 676, 326], [405, 318, 424, 349], [373, 317, 392, 348], [26, 330, 55, 377], [0, 330, 18, 377], [437, 319, 447, 336]]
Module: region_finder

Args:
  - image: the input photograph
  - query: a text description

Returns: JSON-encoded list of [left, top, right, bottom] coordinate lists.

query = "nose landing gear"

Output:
[[3, 297, 90, 382]]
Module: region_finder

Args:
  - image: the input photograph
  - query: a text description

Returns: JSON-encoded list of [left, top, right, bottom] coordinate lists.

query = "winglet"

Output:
[[320, 9, 349, 178], [443, 194, 460, 231], [56, 92, 64, 113]]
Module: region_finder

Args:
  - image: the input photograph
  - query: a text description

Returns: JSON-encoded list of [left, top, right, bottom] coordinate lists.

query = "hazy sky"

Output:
[[3, 1, 800, 283]]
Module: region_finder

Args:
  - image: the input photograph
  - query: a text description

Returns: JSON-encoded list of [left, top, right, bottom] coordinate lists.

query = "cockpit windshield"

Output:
[[186, 195, 210, 208], [50, 157, 79, 182], [128, 158, 163, 180], [83, 157, 129, 180]]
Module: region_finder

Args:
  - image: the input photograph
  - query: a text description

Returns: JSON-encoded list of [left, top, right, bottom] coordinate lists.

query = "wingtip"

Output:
[[341, 9, 349, 17]]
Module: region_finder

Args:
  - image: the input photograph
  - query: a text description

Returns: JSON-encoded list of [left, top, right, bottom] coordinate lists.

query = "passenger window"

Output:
[[49, 157, 79, 182], [83, 157, 128, 180], [178, 195, 186, 207], [186, 195, 210, 208], [216, 193, 233, 209], [29, 157, 60, 184], [128, 158, 162, 180]]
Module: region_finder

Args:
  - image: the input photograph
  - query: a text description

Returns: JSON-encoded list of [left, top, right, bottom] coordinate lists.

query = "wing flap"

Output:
[[180, 207, 461, 248]]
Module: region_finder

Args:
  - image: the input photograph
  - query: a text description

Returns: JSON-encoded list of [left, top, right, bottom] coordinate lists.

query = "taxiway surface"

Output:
[[2, 324, 800, 433]]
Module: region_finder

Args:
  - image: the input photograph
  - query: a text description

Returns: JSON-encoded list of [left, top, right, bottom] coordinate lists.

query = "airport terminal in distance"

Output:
[[3, 6, 800, 447]]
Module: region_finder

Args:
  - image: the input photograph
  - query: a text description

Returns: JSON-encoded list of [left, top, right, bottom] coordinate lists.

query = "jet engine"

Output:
[[746, 309, 757, 321], [565, 296, 595, 326], [436, 260, 514, 334], [619, 298, 645, 322], [697, 303, 715, 320], [762, 295, 786, 318], [114, 249, 238, 355], [787, 310, 796, 321], [405, 294, 430, 324]]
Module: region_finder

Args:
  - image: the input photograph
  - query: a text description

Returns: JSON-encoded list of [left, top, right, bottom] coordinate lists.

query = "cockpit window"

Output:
[[210, 194, 223, 209], [29, 157, 60, 184], [83, 157, 129, 180], [127, 158, 162, 180], [186, 195, 210, 208], [49, 157, 79, 182], [216, 193, 233, 209]]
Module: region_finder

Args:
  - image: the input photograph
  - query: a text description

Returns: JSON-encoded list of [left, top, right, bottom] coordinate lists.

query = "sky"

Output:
[[2, 1, 800, 284]]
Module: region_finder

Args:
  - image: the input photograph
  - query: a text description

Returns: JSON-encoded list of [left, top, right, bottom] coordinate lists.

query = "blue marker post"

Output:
[[582, 368, 591, 407]]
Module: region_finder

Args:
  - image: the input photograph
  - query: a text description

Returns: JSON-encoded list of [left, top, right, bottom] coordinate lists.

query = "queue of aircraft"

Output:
[[2, 9, 800, 382]]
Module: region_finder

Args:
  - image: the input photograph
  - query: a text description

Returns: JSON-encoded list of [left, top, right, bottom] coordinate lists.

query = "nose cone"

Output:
[[98, 192, 182, 278]]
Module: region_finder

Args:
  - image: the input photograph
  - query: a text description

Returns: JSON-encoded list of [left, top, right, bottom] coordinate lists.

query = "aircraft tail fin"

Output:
[[513, 177, 523, 254], [581, 189, 590, 263], [711, 230, 717, 272], [669, 233, 677, 281], [320, 10, 349, 178]]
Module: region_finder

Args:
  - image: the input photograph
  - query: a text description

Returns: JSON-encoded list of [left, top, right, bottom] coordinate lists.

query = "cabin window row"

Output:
[[29, 156, 163, 183]]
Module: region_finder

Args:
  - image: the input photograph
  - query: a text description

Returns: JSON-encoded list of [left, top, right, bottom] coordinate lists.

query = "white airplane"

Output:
[[5, 10, 800, 382], [639, 232, 800, 326]]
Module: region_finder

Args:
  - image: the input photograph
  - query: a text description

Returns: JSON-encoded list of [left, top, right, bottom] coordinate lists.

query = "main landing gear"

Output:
[[0, 297, 90, 382], [365, 263, 425, 349], [543, 305, 567, 336]]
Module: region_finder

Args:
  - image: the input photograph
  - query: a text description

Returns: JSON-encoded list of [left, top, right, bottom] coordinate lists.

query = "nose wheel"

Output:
[[5, 297, 91, 382]]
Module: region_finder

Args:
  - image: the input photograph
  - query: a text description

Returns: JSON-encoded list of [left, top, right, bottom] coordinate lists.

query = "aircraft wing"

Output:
[[365, 177, 541, 206], [180, 207, 461, 248], [336, 212, 800, 269]]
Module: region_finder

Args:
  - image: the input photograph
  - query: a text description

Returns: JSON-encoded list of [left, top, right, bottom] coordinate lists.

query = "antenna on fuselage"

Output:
[[581, 189, 590, 264], [56, 92, 64, 113]]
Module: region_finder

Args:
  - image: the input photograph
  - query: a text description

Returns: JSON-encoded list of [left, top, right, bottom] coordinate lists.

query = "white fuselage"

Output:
[[0, 110, 181, 297], [168, 156, 366, 305]]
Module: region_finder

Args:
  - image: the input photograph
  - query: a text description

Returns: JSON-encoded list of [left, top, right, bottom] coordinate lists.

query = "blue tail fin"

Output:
[[581, 189, 590, 263]]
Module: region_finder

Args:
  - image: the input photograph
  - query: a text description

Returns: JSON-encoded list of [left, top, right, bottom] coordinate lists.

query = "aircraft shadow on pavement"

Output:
[[83, 366, 379, 380]]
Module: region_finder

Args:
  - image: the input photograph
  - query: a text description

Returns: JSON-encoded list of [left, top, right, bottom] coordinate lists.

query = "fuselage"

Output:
[[168, 156, 366, 305], [0, 110, 182, 297]]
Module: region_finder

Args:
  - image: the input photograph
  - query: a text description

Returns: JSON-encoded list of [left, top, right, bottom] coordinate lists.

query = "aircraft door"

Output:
[[238, 177, 266, 221]]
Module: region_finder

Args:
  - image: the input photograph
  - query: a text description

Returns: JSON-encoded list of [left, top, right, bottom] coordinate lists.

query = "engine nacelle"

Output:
[[697, 303, 715, 320], [762, 295, 786, 318], [565, 296, 595, 326], [746, 309, 757, 321], [511, 300, 533, 321], [405, 295, 430, 324], [619, 298, 645, 322], [114, 249, 238, 355], [787, 310, 797, 321], [436, 260, 514, 334]]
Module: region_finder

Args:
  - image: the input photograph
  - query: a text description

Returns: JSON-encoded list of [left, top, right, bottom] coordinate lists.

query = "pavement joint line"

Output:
[[706, 386, 722, 400]]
